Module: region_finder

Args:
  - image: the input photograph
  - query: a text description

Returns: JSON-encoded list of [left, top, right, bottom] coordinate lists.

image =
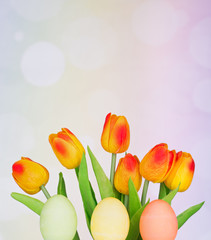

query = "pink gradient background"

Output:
[[0, 0, 210, 239]]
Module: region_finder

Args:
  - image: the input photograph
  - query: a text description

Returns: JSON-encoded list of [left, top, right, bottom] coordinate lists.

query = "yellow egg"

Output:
[[139, 199, 178, 240], [91, 197, 130, 240]]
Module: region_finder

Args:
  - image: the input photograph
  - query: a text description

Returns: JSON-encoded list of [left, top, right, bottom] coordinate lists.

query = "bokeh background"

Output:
[[1, 0, 211, 239]]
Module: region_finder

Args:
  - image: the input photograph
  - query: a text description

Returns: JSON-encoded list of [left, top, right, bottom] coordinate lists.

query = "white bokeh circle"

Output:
[[132, 0, 188, 45], [189, 17, 211, 69], [21, 42, 65, 87], [0, 113, 34, 177], [62, 17, 118, 70], [193, 79, 211, 113], [9, 0, 66, 22]]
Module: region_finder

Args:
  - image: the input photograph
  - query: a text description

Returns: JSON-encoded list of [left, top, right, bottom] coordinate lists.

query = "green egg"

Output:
[[40, 195, 77, 240]]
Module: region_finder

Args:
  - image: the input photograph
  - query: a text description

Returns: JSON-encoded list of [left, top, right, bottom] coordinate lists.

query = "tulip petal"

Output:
[[101, 113, 112, 152], [52, 138, 82, 169], [140, 144, 175, 183], [109, 116, 130, 153]]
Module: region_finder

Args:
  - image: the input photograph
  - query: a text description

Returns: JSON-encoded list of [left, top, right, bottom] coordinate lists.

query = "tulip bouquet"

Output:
[[11, 113, 204, 240]]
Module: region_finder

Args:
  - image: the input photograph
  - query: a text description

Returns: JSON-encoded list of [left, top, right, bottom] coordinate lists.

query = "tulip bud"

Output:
[[49, 128, 85, 169], [164, 151, 195, 192], [114, 153, 142, 195], [101, 113, 130, 154], [12, 157, 49, 194], [91, 197, 130, 240], [139, 143, 176, 183]]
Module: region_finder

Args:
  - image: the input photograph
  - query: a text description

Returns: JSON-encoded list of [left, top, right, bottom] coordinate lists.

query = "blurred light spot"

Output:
[[88, 89, 120, 122], [14, 31, 24, 42], [21, 42, 65, 86], [193, 79, 211, 113], [132, 0, 188, 45], [9, 0, 66, 22], [190, 17, 211, 69], [0, 113, 34, 177], [62, 17, 118, 70]]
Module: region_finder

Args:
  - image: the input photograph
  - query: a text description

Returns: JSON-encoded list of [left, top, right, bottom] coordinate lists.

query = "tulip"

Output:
[[101, 113, 130, 154], [140, 199, 178, 240], [164, 151, 195, 192], [12, 157, 49, 194], [114, 153, 142, 195], [139, 143, 176, 183], [91, 197, 130, 240], [49, 128, 85, 169]]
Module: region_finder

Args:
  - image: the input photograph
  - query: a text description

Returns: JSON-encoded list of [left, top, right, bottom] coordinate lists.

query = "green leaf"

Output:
[[87, 146, 118, 199], [57, 172, 67, 197], [73, 231, 80, 240], [78, 153, 97, 220], [11, 192, 44, 215], [126, 200, 149, 240], [162, 184, 180, 205], [128, 178, 141, 219], [177, 201, 205, 229]]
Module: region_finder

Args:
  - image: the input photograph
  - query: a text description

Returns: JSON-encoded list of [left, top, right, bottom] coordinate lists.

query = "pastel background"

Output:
[[1, 0, 210, 239]]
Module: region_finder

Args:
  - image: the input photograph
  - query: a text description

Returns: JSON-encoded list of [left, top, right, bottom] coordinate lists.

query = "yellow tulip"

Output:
[[164, 151, 195, 192], [114, 153, 142, 195], [101, 113, 130, 153], [49, 128, 85, 169], [139, 143, 176, 183], [12, 157, 49, 194]]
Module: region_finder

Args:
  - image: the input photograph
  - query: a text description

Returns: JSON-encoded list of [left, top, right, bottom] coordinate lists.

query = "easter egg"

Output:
[[91, 197, 130, 240], [139, 199, 178, 240], [40, 195, 77, 240]]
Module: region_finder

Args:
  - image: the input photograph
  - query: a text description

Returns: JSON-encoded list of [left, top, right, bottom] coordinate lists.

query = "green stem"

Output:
[[124, 195, 129, 209], [110, 153, 117, 186], [141, 179, 149, 206], [40, 185, 51, 199]]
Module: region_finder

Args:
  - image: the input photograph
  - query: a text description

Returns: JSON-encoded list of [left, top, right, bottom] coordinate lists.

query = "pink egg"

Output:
[[139, 199, 178, 240]]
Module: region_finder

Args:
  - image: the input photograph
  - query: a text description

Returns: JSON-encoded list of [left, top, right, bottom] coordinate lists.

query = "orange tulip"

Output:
[[101, 113, 130, 154], [49, 128, 85, 169], [12, 157, 49, 194], [164, 151, 195, 192], [114, 153, 142, 195], [139, 143, 176, 183]]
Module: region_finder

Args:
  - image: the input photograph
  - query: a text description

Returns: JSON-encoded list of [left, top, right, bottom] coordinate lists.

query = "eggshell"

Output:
[[40, 195, 77, 240], [139, 199, 178, 240], [91, 197, 130, 240]]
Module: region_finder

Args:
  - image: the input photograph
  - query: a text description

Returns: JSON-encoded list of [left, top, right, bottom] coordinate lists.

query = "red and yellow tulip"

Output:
[[164, 151, 195, 192], [101, 113, 130, 154], [12, 157, 49, 194], [114, 153, 142, 195], [139, 143, 176, 183], [49, 128, 85, 169]]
